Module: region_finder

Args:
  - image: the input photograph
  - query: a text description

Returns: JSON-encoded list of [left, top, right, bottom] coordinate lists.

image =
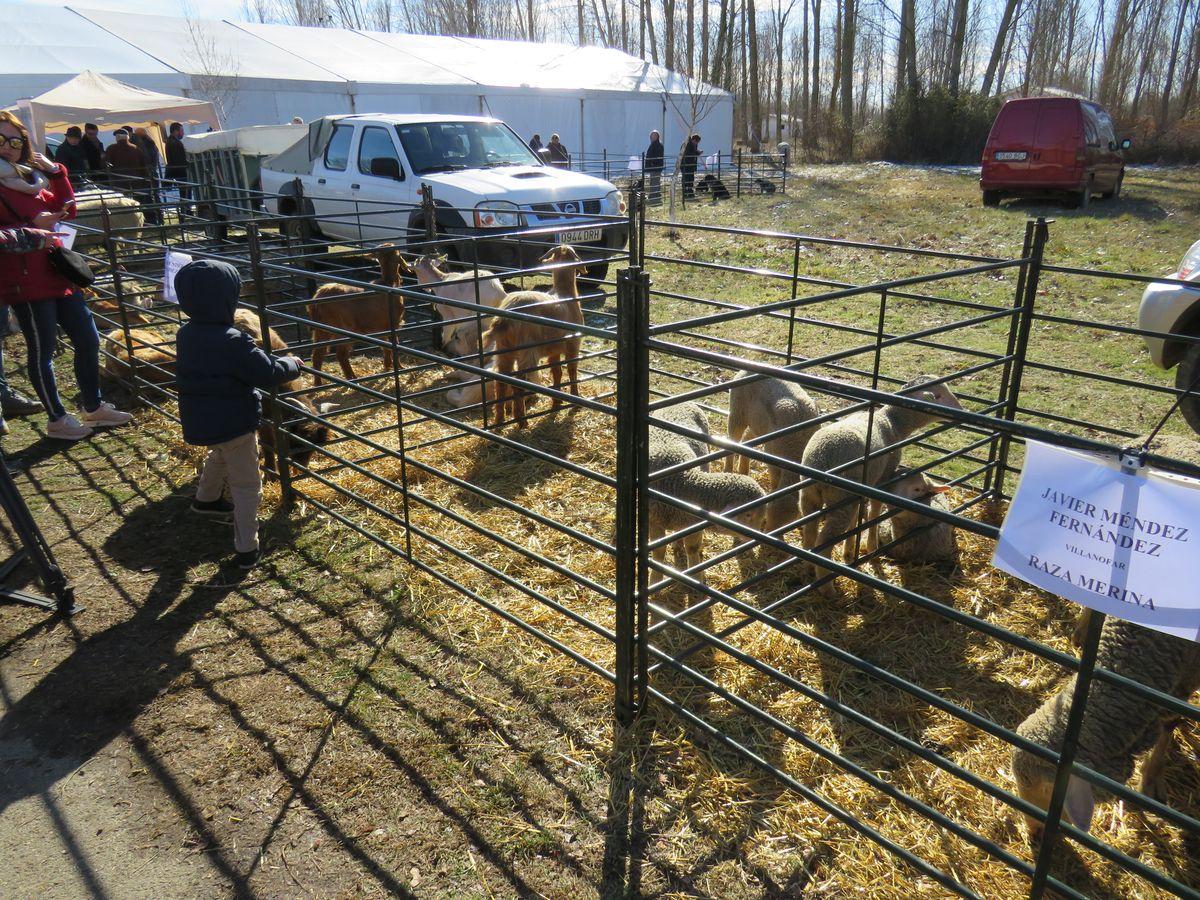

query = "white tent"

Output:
[[0, 3, 734, 158], [10, 70, 219, 148]]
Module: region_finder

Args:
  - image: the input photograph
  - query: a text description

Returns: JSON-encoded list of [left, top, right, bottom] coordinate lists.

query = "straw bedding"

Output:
[[172, 331, 1197, 898]]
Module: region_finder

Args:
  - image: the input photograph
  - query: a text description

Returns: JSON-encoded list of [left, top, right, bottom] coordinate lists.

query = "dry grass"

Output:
[[124, 164, 1200, 897]]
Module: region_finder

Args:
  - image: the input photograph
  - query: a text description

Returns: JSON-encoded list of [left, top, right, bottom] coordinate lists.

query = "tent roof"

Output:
[[72, 7, 347, 84], [0, 4, 728, 100], [12, 69, 219, 136], [0, 2, 175, 75], [233, 22, 476, 87]]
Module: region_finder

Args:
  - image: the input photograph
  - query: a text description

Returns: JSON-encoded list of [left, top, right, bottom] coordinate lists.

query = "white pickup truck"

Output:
[[260, 114, 628, 278]]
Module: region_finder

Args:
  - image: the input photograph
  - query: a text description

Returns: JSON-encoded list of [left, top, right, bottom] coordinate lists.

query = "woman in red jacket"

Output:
[[0, 111, 129, 440]]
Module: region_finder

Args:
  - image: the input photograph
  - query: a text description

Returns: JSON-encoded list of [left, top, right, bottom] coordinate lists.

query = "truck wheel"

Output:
[[1177, 341, 1200, 436], [982, 190, 1001, 207]]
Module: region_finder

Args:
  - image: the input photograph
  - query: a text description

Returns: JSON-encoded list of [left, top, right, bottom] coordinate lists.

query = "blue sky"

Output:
[[23, 0, 248, 21]]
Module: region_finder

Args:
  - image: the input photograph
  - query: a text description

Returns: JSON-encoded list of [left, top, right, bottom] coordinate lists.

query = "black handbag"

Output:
[[46, 245, 95, 287]]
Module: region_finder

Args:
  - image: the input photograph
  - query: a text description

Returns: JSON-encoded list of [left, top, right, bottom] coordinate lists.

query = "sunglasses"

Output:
[[0, 136, 26, 150]]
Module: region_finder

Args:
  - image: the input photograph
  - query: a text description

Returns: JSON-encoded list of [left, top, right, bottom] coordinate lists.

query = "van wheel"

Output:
[[1102, 172, 1123, 200], [1074, 179, 1093, 210], [1177, 342, 1200, 437], [982, 190, 1001, 207]]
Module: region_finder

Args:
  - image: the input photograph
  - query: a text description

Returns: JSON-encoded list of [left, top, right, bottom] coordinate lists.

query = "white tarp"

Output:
[[9, 70, 218, 148], [182, 123, 305, 156]]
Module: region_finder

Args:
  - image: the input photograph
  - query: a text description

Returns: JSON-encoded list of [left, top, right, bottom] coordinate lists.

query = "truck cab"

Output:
[[261, 114, 628, 278]]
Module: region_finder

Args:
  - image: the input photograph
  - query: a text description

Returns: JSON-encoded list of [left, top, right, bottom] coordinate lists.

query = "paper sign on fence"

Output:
[[53, 223, 77, 250], [627, 155, 642, 173], [992, 440, 1200, 642], [162, 251, 193, 304], [705, 153, 719, 170]]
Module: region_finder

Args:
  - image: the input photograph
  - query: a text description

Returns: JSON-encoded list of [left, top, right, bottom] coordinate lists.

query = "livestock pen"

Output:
[[76, 182, 1200, 899]]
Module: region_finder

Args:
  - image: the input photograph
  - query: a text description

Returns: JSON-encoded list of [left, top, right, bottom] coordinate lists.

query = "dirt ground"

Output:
[[0, 395, 704, 898]]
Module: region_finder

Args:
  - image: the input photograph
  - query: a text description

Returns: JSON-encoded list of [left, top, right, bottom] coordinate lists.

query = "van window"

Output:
[[324, 124, 353, 171], [358, 126, 403, 178], [1082, 105, 1100, 146], [1096, 109, 1117, 146]]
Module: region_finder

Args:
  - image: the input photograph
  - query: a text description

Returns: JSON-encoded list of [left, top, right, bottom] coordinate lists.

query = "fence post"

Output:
[[101, 205, 140, 402], [1028, 609, 1107, 898], [384, 271, 414, 560], [614, 266, 650, 725], [420, 182, 437, 249], [736, 148, 743, 197], [603, 148, 609, 182], [993, 217, 1048, 500], [248, 224, 295, 510]]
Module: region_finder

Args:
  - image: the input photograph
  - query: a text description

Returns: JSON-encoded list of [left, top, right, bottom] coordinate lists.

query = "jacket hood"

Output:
[[176, 259, 242, 324]]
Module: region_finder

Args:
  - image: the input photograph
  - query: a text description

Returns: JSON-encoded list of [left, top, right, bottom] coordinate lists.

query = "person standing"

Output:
[[547, 133, 570, 169], [52, 127, 89, 179], [681, 133, 701, 200], [644, 130, 664, 205], [165, 122, 189, 203], [104, 129, 154, 218], [0, 111, 130, 440], [529, 133, 543, 154], [175, 259, 303, 569], [132, 127, 163, 224], [81, 123, 104, 175]]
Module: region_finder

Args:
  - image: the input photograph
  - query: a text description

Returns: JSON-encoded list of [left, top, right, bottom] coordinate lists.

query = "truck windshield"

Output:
[[395, 122, 540, 175]]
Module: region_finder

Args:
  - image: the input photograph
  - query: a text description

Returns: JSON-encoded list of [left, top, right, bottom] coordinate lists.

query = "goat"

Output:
[[260, 395, 335, 480], [481, 288, 583, 428], [102, 327, 176, 383], [413, 254, 506, 358], [309, 245, 408, 386]]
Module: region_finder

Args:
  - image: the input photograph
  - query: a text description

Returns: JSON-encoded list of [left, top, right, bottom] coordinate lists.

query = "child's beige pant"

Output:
[[196, 431, 261, 553]]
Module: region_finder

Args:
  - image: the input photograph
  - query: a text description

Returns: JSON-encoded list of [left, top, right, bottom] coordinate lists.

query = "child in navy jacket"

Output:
[[175, 259, 301, 568]]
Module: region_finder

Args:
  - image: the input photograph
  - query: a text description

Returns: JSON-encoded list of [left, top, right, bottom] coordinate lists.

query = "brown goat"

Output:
[[482, 288, 583, 428], [308, 246, 411, 386], [231, 308, 305, 393], [260, 394, 333, 480]]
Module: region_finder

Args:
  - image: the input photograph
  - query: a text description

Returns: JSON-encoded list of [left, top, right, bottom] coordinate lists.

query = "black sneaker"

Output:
[[1, 391, 44, 419], [191, 497, 234, 516], [234, 548, 260, 570]]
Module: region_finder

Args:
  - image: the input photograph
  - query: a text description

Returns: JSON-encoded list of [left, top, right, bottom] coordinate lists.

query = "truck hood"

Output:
[[420, 165, 615, 204]]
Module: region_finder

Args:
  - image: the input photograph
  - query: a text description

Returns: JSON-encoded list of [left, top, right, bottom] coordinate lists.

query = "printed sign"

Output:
[[992, 440, 1200, 641], [162, 251, 193, 305], [627, 155, 642, 173], [705, 153, 720, 170], [53, 222, 77, 250]]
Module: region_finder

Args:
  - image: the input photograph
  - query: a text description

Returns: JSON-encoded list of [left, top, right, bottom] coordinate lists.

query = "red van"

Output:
[[980, 97, 1129, 209]]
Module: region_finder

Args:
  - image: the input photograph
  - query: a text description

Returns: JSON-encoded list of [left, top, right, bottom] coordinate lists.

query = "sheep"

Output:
[[414, 254, 506, 358], [727, 373, 822, 531], [260, 394, 335, 480], [481, 288, 583, 428], [1012, 617, 1200, 840], [875, 468, 957, 563], [649, 401, 768, 570], [102, 327, 176, 383], [799, 376, 962, 592], [309, 245, 408, 386]]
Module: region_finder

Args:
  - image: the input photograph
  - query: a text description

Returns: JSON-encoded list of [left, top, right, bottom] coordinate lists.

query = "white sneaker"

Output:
[[47, 414, 93, 440], [80, 402, 132, 427]]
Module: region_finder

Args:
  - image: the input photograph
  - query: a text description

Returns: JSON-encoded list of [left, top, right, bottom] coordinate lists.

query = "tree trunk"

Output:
[[1129, 0, 1166, 119], [947, 0, 970, 95], [686, 0, 695, 75], [748, 0, 762, 149], [712, 0, 730, 83], [895, 0, 916, 97], [1158, 0, 1191, 128], [702, 0, 710, 77], [810, 0, 821, 135], [828, 0, 841, 119], [982, 0, 1022, 95], [839, 0, 854, 154], [578, 0, 585, 44], [801, 0, 810, 142], [664, 0, 675, 68]]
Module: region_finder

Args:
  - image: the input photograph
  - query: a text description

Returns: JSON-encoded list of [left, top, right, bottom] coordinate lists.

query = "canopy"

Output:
[[11, 70, 218, 147]]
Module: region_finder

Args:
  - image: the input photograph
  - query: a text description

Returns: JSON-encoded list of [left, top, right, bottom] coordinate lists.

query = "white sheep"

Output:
[[876, 468, 957, 563], [650, 402, 768, 570], [727, 373, 822, 531], [1012, 617, 1200, 839], [799, 376, 962, 592]]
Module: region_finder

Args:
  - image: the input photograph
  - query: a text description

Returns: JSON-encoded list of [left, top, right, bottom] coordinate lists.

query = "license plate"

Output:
[[995, 151, 1027, 161], [557, 228, 602, 244]]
